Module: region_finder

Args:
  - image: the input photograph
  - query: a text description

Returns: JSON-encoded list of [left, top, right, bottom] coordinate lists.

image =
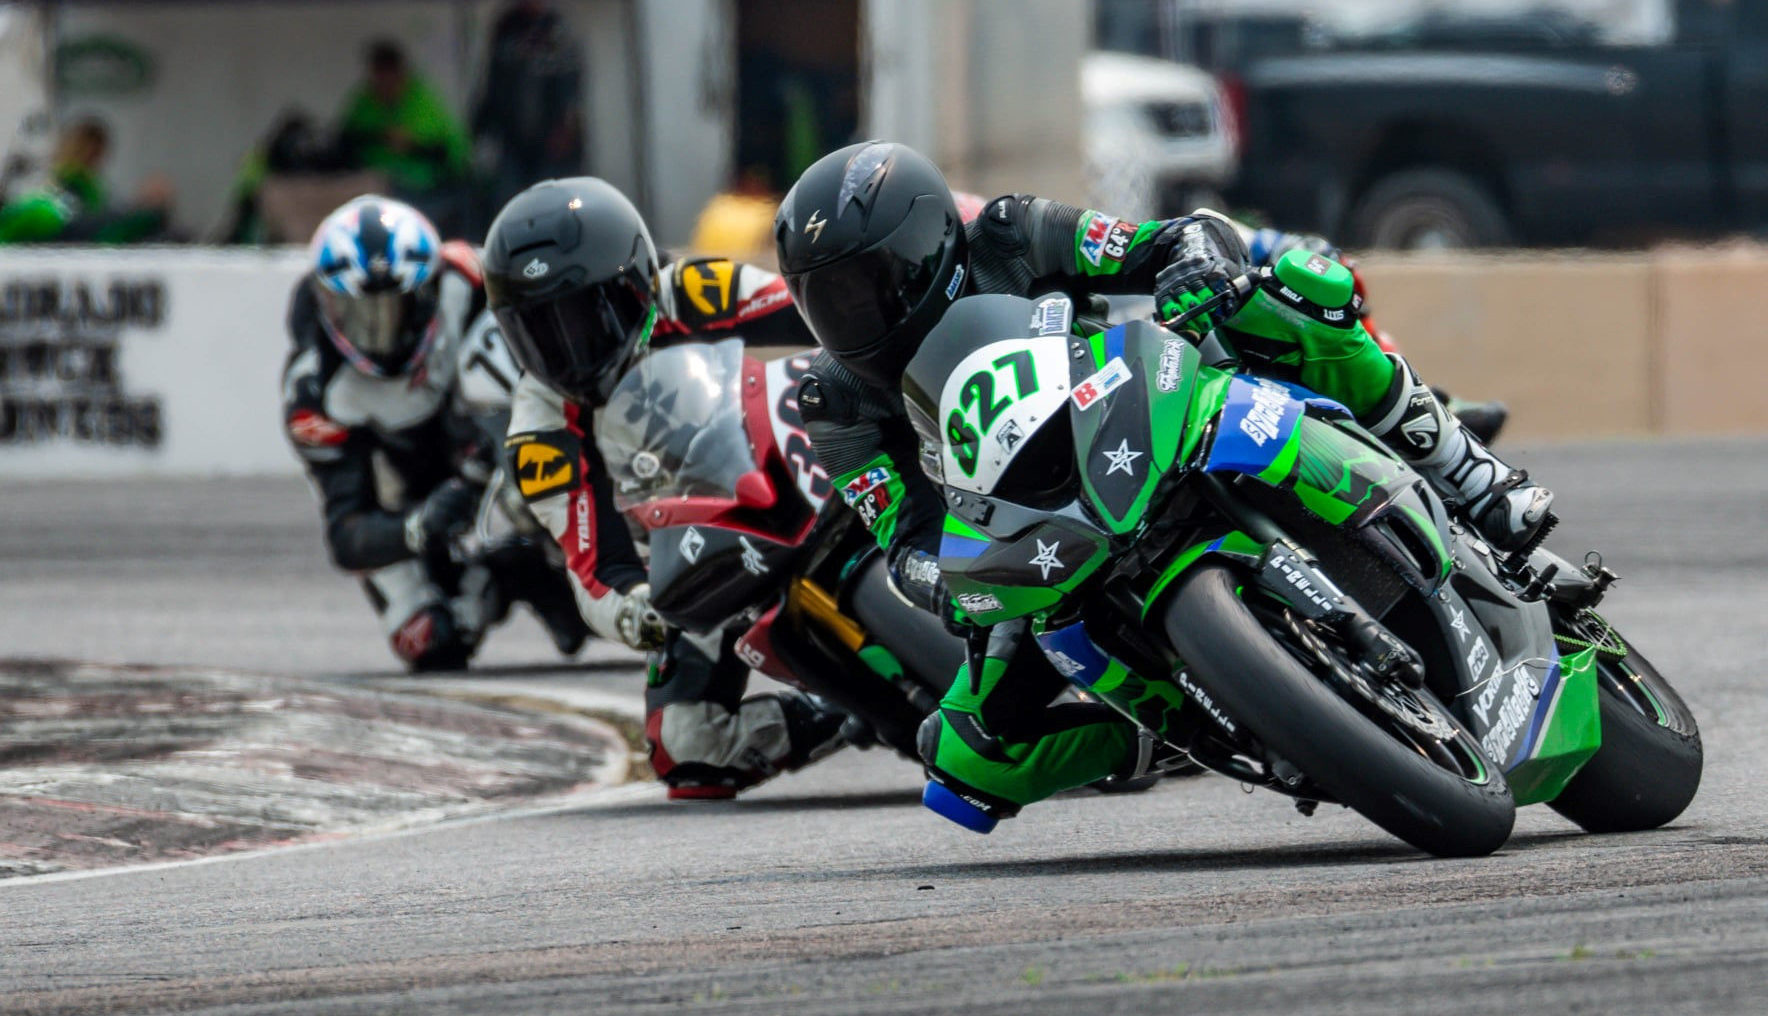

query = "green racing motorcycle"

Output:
[[901, 265, 1702, 857]]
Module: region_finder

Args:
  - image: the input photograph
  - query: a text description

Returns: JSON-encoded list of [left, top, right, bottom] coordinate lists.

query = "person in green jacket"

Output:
[[337, 40, 471, 198], [0, 118, 172, 244]]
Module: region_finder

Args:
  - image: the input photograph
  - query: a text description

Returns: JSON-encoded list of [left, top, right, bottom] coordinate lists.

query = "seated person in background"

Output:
[[0, 118, 173, 244], [337, 40, 470, 207]]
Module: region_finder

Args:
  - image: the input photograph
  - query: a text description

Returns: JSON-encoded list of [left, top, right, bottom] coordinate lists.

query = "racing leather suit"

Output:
[[801, 197, 1409, 819], [505, 256, 845, 798], [282, 242, 586, 670]]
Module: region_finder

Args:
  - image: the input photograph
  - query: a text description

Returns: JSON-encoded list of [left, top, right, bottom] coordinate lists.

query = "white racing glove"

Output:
[[613, 583, 668, 651]]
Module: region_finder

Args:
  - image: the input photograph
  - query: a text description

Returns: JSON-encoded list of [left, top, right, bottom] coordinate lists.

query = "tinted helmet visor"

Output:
[[784, 195, 957, 358], [317, 283, 438, 374], [495, 267, 656, 405]]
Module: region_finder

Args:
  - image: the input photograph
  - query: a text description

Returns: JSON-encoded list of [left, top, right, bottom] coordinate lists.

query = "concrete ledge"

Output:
[[1358, 246, 1768, 440], [0, 659, 631, 879]]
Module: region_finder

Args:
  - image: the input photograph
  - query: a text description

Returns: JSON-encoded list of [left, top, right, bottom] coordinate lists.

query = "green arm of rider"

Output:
[[827, 452, 911, 552], [1070, 210, 1168, 280], [1220, 248, 1396, 416]]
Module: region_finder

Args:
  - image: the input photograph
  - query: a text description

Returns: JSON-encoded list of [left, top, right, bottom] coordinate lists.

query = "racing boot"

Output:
[[482, 541, 589, 656], [1436, 388, 1509, 445], [778, 692, 852, 770], [527, 580, 591, 656], [1366, 355, 1553, 553]]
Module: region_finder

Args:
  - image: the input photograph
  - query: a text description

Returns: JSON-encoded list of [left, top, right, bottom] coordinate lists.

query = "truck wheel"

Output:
[[1347, 169, 1513, 249]]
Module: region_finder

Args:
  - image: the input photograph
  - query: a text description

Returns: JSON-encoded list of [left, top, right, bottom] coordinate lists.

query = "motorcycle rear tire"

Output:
[[1548, 638, 1701, 833], [1163, 564, 1515, 858]]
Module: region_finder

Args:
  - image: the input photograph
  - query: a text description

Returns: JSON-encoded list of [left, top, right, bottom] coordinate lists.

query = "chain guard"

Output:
[[1553, 607, 1628, 658]]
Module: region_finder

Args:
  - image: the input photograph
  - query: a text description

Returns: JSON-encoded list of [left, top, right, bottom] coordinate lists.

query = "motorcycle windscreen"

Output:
[[596, 338, 759, 512]]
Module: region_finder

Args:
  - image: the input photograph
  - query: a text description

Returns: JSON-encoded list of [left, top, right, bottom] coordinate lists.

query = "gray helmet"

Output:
[[484, 177, 660, 406]]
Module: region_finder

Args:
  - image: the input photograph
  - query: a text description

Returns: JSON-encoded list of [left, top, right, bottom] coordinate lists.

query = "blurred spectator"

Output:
[[472, 2, 584, 208], [0, 118, 173, 244], [337, 40, 470, 211], [733, 1, 859, 193], [222, 111, 362, 244]]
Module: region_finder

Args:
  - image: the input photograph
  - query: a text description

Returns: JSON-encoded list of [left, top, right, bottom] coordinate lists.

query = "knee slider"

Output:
[[392, 606, 469, 671]]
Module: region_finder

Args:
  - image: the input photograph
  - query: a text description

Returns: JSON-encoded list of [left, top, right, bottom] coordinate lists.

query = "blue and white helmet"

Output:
[[309, 195, 443, 376]]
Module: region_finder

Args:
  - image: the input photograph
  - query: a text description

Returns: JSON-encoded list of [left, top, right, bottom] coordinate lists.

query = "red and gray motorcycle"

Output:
[[595, 339, 958, 757]]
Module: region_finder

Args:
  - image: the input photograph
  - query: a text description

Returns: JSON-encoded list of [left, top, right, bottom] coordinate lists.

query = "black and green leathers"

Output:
[[917, 619, 1134, 820]]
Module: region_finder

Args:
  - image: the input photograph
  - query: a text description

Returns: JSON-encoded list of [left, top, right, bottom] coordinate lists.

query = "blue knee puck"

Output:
[[922, 781, 998, 834]]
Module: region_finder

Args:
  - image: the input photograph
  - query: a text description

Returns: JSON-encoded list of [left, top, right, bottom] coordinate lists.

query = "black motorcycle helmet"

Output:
[[483, 177, 660, 406], [774, 141, 968, 388]]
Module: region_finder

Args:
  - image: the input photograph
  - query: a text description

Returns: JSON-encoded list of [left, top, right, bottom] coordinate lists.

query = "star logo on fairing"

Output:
[[1449, 605, 1471, 643], [1102, 438, 1143, 477], [1029, 539, 1065, 581]]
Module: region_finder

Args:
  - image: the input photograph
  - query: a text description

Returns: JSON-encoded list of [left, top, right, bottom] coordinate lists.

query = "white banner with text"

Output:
[[0, 247, 309, 477]]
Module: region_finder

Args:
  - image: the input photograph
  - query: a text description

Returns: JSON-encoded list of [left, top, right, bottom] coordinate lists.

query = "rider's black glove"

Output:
[[1153, 221, 1245, 335], [889, 546, 969, 636], [404, 478, 479, 556]]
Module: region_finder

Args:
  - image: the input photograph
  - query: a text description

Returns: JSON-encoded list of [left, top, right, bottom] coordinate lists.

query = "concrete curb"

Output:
[[0, 660, 646, 880]]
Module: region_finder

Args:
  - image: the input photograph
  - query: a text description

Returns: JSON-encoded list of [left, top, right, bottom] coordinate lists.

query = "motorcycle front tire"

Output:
[[1162, 564, 1515, 858]]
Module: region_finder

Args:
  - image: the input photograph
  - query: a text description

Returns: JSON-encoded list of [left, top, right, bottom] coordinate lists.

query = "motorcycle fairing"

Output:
[[1069, 321, 1202, 534], [1427, 533, 1602, 804], [762, 354, 831, 512], [648, 523, 804, 631], [938, 512, 1111, 625], [1204, 373, 1307, 482], [734, 600, 798, 683]]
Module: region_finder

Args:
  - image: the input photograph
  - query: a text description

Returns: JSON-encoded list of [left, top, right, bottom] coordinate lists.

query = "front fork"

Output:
[[1193, 474, 1424, 685]]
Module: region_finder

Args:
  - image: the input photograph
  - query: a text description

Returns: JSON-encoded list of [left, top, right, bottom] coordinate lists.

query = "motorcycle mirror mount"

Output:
[[735, 471, 776, 509]]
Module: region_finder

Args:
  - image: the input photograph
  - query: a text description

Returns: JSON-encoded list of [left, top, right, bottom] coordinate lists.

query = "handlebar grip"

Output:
[[1158, 267, 1272, 333]]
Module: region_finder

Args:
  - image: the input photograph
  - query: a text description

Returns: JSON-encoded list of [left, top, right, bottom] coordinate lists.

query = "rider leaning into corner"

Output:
[[484, 177, 849, 799], [281, 196, 589, 671], [773, 141, 1554, 831]]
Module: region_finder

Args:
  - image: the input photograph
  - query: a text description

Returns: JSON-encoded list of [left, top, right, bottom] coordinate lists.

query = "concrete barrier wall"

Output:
[[2, 246, 1764, 480], [1358, 247, 1768, 441], [0, 248, 309, 478]]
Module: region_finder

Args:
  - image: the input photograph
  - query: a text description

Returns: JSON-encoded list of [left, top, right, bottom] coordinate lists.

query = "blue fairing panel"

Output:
[[1204, 374, 1304, 476], [1504, 657, 1564, 770]]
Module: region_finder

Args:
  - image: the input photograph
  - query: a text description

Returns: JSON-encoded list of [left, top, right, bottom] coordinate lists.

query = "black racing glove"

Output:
[[404, 478, 479, 556], [1153, 220, 1245, 335], [888, 546, 969, 637]]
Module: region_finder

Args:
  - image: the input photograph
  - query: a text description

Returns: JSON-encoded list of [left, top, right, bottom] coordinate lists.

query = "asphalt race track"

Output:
[[3, 438, 1766, 1015]]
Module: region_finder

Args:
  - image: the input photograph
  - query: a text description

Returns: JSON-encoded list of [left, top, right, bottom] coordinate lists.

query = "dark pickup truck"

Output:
[[1224, 0, 1768, 247]]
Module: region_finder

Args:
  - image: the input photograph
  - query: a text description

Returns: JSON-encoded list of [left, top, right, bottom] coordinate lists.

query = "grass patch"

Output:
[[1090, 962, 1240, 984]]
